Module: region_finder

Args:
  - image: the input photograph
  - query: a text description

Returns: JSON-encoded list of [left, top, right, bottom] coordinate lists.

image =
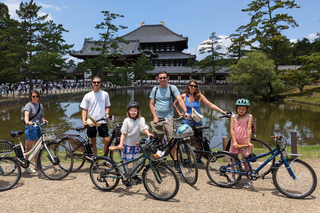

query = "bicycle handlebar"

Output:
[[156, 115, 187, 123], [219, 111, 233, 119]]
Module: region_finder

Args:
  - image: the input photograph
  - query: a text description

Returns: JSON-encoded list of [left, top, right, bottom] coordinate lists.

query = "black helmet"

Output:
[[127, 101, 140, 111]]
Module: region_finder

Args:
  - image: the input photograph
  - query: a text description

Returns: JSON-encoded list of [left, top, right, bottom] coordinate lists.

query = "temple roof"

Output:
[[153, 52, 196, 60], [70, 40, 143, 59], [121, 24, 188, 44], [147, 66, 230, 74]]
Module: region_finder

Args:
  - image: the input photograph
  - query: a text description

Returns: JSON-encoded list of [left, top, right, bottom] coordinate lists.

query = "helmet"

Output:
[[127, 101, 140, 111], [176, 124, 194, 138], [235, 98, 250, 107]]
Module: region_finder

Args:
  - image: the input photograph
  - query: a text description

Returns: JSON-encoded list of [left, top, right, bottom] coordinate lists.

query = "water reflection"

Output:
[[1, 87, 319, 148]]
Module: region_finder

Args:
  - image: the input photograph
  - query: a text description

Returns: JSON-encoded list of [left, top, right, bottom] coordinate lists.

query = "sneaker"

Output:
[[132, 176, 142, 185], [244, 180, 252, 189], [196, 157, 204, 165], [25, 167, 36, 174], [37, 165, 47, 170], [174, 161, 181, 173], [228, 176, 235, 183]]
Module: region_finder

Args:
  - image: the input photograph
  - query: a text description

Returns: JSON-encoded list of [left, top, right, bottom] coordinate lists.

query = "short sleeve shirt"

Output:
[[120, 117, 149, 146], [23, 102, 44, 122], [80, 90, 111, 124], [149, 84, 180, 118]]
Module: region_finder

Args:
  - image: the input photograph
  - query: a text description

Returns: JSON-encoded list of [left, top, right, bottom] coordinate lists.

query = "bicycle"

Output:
[[0, 121, 73, 180], [192, 112, 275, 177], [206, 134, 317, 199], [149, 116, 198, 186], [89, 136, 179, 201], [0, 142, 21, 191]]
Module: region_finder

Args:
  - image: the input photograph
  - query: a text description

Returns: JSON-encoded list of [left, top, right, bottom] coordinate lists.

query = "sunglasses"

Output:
[[32, 96, 39, 98], [159, 77, 167, 80], [189, 84, 198, 88], [92, 81, 101, 84]]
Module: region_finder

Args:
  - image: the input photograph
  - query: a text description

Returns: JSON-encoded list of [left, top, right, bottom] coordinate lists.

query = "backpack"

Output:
[[153, 84, 175, 104]]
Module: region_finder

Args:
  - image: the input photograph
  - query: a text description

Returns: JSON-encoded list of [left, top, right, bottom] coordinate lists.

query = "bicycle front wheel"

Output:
[[90, 156, 120, 191], [177, 142, 198, 185], [143, 163, 179, 201], [38, 143, 73, 180], [0, 158, 21, 191], [273, 159, 317, 199], [206, 151, 242, 188], [59, 138, 85, 172]]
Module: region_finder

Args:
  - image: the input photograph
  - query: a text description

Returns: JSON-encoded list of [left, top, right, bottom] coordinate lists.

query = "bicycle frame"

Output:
[[101, 151, 164, 184], [224, 144, 296, 179]]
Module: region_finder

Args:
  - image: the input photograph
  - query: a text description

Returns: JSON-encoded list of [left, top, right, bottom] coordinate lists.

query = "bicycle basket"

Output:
[[67, 136, 85, 152], [0, 140, 14, 155]]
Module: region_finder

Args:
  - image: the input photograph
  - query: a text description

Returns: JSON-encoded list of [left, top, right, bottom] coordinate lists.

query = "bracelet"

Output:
[[220, 110, 223, 113]]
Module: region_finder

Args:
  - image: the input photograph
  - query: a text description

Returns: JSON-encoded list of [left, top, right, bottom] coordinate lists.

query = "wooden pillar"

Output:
[[291, 131, 298, 155], [222, 136, 229, 150]]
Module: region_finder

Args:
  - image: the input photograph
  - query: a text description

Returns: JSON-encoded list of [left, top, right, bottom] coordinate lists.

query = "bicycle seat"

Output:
[[237, 144, 250, 149], [194, 126, 209, 131], [10, 130, 24, 138], [76, 126, 86, 131]]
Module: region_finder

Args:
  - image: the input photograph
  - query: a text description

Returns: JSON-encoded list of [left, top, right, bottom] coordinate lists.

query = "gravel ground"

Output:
[[1, 159, 319, 213]]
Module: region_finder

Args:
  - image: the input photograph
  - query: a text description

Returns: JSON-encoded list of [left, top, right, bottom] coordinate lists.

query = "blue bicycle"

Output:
[[206, 135, 317, 199]]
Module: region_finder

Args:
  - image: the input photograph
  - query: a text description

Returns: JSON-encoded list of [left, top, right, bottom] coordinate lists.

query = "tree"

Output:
[[131, 54, 154, 86], [227, 26, 251, 60], [0, 3, 23, 82], [103, 62, 132, 86], [278, 68, 312, 95], [199, 32, 225, 81], [299, 52, 320, 82], [16, 0, 73, 88], [229, 52, 284, 100], [79, 11, 127, 78], [239, 0, 300, 69]]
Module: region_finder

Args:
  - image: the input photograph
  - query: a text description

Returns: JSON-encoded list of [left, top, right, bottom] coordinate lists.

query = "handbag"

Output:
[[187, 96, 203, 123]]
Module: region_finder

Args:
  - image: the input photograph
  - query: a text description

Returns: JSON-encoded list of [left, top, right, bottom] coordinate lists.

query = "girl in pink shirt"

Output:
[[230, 98, 254, 189]]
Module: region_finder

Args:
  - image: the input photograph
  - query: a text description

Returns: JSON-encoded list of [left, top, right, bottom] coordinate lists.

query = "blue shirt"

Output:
[[149, 84, 180, 118], [183, 96, 202, 126]]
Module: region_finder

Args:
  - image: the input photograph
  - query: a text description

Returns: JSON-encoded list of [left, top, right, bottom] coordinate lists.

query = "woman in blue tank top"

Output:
[[174, 79, 226, 163]]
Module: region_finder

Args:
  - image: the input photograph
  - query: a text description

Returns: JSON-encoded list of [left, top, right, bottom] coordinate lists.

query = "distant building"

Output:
[[70, 22, 230, 84]]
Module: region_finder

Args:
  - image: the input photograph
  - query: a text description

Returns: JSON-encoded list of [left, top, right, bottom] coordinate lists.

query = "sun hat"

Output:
[[86, 114, 101, 127]]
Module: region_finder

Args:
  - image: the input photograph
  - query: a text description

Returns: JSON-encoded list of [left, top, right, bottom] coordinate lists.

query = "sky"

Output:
[[3, 0, 320, 62]]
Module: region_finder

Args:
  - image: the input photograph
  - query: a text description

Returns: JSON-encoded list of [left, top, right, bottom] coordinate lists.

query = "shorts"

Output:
[[25, 125, 42, 141], [87, 123, 109, 138], [121, 144, 140, 161]]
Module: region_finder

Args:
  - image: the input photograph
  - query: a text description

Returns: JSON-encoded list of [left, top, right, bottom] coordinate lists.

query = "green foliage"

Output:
[[131, 54, 154, 86], [103, 62, 132, 86], [299, 52, 320, 81], [80, 11, 127, 78], [229, 52, 284, 100], [238, 0, 300, 66]]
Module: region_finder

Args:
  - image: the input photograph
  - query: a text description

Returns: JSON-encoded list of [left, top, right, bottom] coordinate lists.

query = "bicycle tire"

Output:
[[0, 157, 21, 191], [177, 142, 198, 185], [250, 138, 275, 177], [143, 162, 179, 201], [0, 140, 14, 158], [59, 138, 85, 172], [38, 143, 73, 180], [109, 145, 145, 174], [90, 156, 120, 191], [206, 151, 242, 188], [273, 159, 317, 199]]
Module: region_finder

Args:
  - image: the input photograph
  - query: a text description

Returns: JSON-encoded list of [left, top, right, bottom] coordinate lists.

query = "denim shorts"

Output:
[[25, 125, 42, 140]]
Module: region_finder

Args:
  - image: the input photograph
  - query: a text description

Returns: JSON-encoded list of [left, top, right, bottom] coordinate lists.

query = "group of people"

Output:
[[22, 71, 254, 189]]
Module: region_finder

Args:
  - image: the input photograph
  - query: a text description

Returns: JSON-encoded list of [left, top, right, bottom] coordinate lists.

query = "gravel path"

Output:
[[1, 159, 319, 213]]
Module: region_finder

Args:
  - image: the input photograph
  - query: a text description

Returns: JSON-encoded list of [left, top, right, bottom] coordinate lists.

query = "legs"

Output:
[[26, 140, 38, 165]]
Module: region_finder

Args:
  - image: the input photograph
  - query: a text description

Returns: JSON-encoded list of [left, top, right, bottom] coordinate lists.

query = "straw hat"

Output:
[[86, 114, 101, 127]]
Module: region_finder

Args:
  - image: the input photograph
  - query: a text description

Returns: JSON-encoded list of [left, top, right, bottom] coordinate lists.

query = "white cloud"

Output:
[[196, 35, 233, 60], [306, 33, 317, 41], [290, 38, 298, 43], [37, 3, 61, 11], [3, 0, 20, 19]]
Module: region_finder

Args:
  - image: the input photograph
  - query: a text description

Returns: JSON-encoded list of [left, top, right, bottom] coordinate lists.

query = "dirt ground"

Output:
[[1, 159, 319, 213]]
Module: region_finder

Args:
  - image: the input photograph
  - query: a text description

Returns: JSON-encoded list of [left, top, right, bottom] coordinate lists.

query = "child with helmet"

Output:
[[230, 98, 254, 189], [117, 101, 153, 188]]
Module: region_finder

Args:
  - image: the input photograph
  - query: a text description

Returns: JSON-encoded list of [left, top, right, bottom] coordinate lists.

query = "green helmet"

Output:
[[235, 98, 250, 107]]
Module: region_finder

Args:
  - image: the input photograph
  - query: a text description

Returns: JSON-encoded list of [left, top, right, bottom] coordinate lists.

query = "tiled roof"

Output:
[[152, 52, 196, 60], [121, 24, 188, 43], [70, 40, 142, 57], [147, 66, 230, 74]]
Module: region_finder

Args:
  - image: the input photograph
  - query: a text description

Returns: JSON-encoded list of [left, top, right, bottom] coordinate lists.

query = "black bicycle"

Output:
[[90, 137, 179, 201], [149, 116, 198, 186]]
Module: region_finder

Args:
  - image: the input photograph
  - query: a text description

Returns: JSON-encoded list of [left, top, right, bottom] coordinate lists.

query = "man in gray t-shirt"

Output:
[[149, 70, 190, 172]]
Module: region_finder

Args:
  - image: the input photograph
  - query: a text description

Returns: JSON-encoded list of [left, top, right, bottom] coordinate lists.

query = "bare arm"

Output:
[[200, 94, 226, 114], [118, 133, 126, 149], [143, 129, 153, 138], [149, 98, 158, 123], [82, 109, 88, 126], [176, 94, 191, 118], [173, 94, 186, 116], [105, 106, 110, 117], [230, 115, 238, 148]]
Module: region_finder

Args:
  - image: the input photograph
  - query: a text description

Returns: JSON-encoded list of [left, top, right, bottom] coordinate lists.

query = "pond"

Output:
[[1, 86, 320, 149]]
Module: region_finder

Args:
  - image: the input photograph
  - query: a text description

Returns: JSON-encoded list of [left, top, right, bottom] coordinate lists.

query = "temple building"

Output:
[[70, 22, 229, 84]]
